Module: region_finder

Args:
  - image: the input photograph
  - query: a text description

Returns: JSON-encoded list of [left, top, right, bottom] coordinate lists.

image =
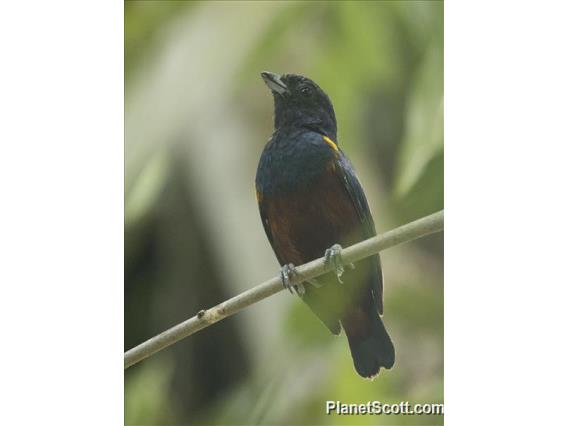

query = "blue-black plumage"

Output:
[[256, 72, 394, 378]]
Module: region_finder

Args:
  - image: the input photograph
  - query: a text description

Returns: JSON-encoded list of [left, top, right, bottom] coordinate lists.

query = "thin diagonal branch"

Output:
[[125, 210, 444, 369]]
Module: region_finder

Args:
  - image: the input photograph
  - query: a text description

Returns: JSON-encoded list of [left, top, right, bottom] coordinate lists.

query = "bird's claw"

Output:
[[280, 263, 305, 296], [324, 244, 354, 284]]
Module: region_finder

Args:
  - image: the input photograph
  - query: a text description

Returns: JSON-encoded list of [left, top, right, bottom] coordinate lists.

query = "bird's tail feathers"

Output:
[[342, 306, 395, 379]]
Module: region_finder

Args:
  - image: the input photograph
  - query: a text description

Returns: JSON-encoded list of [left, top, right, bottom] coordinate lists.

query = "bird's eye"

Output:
[[300, 86, 312, 97]]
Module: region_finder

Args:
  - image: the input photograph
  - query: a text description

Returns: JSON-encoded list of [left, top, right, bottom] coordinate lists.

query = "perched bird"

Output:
[[255, 72, 395, 378]]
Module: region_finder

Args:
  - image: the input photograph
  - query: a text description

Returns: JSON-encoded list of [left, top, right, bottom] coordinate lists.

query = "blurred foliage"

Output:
[[125, 1, 443, 425]]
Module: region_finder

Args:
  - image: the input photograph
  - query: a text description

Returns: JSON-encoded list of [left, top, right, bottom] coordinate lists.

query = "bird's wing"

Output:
[[256, 189, 283, 266], [332, 149, 384, 315]]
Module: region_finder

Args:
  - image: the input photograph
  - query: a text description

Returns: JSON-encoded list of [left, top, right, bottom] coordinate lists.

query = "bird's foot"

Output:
[[280, 263, 305, 296], [324, 244, 355, 284]]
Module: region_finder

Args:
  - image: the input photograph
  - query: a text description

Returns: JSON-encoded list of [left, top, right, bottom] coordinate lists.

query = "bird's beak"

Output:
[[261, 71, 288, 95]]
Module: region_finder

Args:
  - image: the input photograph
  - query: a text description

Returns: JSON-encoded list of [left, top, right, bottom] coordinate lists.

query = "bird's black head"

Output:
[[261, 71, 337, 140]]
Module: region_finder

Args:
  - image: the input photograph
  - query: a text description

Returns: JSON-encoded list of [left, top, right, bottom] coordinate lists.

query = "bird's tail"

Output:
[[342, 305, 395, 379]]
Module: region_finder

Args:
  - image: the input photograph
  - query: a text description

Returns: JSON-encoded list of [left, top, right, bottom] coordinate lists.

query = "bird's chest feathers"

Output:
[[256, 133, 335, 194], [261, 169, 360, 264]]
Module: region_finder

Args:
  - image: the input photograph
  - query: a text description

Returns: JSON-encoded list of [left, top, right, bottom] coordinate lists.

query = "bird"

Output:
[[255, 71, 395, 378]]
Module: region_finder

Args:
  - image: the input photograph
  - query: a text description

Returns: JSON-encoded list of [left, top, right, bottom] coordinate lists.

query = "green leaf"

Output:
[[395, 41, 443, 197], [125, 150, 169, 226]]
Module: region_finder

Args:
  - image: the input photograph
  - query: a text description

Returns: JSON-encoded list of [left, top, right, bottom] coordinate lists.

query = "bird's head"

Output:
[[261, 71, 337, 139]]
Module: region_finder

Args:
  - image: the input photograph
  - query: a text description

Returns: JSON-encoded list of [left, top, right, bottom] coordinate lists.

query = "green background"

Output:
[[125, 1, 443, 425]]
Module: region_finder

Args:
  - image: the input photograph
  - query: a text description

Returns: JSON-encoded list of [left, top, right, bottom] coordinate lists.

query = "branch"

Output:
[[125, 210, 444, 369]]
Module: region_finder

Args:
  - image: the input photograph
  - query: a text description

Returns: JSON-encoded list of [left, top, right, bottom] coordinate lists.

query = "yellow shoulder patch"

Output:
[[256, 189, 262, 203], [323, 135, 339, 152]]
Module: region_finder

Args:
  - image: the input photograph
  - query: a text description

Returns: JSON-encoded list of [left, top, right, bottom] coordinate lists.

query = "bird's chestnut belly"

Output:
[[263, 170, 361, 265]]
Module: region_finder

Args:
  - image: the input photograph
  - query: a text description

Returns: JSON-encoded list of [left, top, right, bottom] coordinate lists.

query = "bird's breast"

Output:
[[262, 168, 362, 265], [256, 132, 335, 195]]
